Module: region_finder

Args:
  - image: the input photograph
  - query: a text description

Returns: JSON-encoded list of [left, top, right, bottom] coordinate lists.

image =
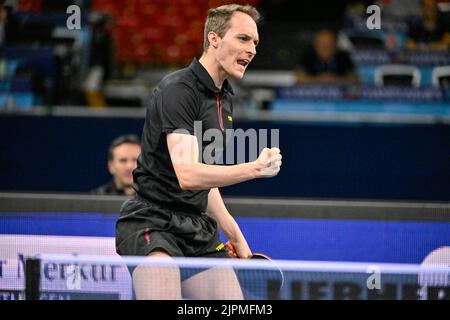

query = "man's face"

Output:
[[215, 11, 259, 79], [315, 32, 336, 62], [108, 143, 141, 189]]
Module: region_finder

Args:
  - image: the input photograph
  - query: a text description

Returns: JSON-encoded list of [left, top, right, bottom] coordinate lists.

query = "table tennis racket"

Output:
[[218, 242, 285, 299]]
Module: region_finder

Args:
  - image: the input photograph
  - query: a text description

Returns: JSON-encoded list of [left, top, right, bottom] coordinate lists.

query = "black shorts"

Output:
[[116, 195, 229, 281]]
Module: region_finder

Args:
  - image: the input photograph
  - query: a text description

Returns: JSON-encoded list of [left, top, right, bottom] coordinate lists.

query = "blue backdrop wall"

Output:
[[1, 115, 449, 200]]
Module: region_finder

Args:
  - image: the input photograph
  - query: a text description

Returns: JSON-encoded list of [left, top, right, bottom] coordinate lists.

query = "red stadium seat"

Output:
[[93, 0, 261, 64], [18, 0, 43, 12]]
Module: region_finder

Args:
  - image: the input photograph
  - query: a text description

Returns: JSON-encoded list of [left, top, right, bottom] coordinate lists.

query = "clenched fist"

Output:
[[255, 147, 282, 177]]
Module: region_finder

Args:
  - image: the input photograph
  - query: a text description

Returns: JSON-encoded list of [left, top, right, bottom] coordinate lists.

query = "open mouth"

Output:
[[237, 59, 250, 68]]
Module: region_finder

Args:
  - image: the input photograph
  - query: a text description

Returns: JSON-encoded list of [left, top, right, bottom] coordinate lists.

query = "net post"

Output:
[[25, 257, 41, 300]]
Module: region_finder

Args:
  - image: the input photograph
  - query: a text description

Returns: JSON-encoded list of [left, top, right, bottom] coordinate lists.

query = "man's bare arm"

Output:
[[207, 187, 251, 258], [167, 133, 281, 190]]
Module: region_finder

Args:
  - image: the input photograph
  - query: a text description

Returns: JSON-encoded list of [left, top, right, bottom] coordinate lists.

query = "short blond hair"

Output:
[[203, 4, 260, 51]]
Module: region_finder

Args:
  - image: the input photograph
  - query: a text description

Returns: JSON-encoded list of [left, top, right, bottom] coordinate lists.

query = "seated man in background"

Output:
[[296, 29, 359, 84], [91, 134, 141, 196], [405, 0, 450, 50]]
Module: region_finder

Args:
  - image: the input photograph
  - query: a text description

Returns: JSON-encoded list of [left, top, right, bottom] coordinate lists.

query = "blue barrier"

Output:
[[1, 212, 448, 264], [1, 115, 449, 200], [271, 100, 450, 114], [351, 49, 450, 66], [276, 86, 447, 102], [0, 93, 34, 109]]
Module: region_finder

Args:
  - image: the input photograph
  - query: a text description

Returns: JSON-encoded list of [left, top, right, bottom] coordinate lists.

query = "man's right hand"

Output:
[[254, 147, 282, 177], [225, 240, 252, 259]]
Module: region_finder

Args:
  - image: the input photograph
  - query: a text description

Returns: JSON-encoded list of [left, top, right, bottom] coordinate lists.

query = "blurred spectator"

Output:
[[405, 0, 450, 50], [89, 13, 115, 81], [91, 134, 141, 196], [0, 0, 18, 46], [296, 29, 359, 84]]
